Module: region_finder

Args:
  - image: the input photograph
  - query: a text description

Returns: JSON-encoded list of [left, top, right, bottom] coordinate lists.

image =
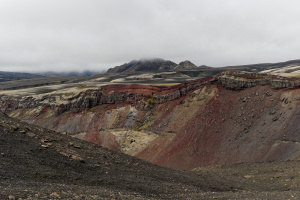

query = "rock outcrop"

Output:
[[1, 71, 299, 115], [1, 71, 300, 170], [217, 71, 300, 90]]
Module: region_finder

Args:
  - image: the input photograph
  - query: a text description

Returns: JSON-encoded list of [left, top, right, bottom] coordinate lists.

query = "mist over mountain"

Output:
[[107, 58, 178, 73], [37, 70, 105, 77]]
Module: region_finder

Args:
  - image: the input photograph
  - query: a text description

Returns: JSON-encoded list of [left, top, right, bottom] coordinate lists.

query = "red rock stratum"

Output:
[[1, 71, 299, 170]]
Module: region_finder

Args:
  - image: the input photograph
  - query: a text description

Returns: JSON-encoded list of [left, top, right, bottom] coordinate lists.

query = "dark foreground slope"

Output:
[[0, 113, 229, 199], [1, 113, 300, 199]]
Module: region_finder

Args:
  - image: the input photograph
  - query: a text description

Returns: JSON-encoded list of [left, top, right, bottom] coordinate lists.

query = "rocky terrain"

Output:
[[0, 112, 222, 199], [1, 59, 300, 199], [1, 112, 300, 199], [0, 71, 299, 171]]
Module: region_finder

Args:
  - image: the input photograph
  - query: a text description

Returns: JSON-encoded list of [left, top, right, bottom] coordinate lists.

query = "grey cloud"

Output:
[[1, 0, 300, 72]]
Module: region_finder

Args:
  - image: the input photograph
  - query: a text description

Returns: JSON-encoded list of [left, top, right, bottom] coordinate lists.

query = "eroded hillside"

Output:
[[1, 71, 299, 170]]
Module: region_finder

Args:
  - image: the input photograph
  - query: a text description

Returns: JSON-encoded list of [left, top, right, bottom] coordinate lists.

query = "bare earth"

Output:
[[0, 113, 300, 199]]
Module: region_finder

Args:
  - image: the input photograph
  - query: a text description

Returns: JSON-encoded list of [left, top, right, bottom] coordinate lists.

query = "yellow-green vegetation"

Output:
[[8, 109, 21, 118], [255, 74, 264, 80], [81, 109, 89, 115], [76, 85, 98, 90], [145, 96, 154, 109], [9, 107, 42, 119], [138, 121, 154, 131], [89, 106, 100, 112], [113, 116, 121, 127], [43, 109, 55, 119], [146, 97, 154, 104]]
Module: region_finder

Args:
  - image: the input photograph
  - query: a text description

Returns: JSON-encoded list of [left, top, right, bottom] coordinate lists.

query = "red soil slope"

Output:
[[1, 72, 300, 170], [137, 85, 300, 169]]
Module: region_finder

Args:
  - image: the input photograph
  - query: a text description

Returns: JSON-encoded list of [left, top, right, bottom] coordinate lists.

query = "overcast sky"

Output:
[[1, 0, 300, 72]]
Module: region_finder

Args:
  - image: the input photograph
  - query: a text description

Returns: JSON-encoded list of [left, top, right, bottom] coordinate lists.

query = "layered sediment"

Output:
[[1, 71, 299, 170]]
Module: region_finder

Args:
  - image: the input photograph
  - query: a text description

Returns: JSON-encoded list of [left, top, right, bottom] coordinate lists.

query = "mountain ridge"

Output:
[[107, 58, 178, 73]]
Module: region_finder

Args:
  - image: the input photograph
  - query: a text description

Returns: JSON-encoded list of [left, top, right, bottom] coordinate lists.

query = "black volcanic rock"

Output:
[[107, 58, 177, 73], [0, 112, 232, 199], [1, 112, 300, 199]]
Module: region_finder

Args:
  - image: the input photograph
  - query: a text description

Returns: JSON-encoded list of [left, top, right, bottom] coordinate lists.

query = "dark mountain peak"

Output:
[[174, 60, 197, 70], [179, 60, 195, 65], [107, 58, 177, 73]]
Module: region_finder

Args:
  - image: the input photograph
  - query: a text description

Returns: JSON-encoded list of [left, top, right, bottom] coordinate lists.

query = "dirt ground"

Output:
[[1, 112, 300, 199]]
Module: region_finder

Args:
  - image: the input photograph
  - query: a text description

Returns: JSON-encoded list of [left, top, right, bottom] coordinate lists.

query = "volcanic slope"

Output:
[[2, 113, 300, 199], [1, 71, 300, 171], [0, 112, 222, 199]]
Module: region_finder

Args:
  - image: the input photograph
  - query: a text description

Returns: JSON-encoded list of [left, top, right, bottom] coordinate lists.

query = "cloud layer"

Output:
[[1, 0, 300, 72]]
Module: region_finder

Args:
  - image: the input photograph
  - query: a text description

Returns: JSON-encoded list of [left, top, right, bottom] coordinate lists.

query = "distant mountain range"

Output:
[[0, 71, 45, 83], [0, 70, 104, 83], [1, 58, 299, 84], [107, 58, 300, 77]]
